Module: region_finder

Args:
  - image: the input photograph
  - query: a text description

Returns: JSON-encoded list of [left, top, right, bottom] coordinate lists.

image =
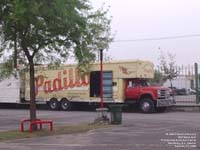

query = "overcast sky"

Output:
[[91, 0, 200, 66]]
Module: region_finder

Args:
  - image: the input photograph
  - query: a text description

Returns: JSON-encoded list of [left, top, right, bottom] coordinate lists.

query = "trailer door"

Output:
[[103, 71, 113, 99], [90, 71, 113, 100], [90, 71, 101, 97]]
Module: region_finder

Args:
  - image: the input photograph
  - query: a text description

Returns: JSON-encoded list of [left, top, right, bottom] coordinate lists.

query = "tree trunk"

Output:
[[29, 58, 37, 130], [14, 32, 17, 69]]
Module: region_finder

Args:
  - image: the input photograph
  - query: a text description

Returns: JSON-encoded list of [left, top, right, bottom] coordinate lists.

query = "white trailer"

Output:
[[0, 75, 21, 103]]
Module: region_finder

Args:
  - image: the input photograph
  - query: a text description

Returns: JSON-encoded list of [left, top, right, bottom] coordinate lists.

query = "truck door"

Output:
[[125, 80, 141, 100]]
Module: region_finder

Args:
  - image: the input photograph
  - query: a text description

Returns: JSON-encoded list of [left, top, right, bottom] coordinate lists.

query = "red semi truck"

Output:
[[0, 60, 174, 113]]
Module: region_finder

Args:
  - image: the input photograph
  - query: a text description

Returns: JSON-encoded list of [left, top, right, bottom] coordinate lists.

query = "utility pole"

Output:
[[100, 49, 104, 108]]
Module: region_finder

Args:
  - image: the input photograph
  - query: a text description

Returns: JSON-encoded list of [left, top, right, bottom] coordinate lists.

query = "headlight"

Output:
[[157, 90, 161, 96]]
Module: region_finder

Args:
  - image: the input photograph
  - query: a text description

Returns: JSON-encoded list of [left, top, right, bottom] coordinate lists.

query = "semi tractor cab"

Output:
[[125, 79, 173, 113]]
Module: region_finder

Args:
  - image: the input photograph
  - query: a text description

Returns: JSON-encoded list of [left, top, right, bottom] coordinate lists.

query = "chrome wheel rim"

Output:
[[142, 102, 150, 112]]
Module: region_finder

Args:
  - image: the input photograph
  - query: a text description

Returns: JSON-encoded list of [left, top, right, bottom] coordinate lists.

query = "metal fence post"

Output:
[[195, 63, 199, 104]]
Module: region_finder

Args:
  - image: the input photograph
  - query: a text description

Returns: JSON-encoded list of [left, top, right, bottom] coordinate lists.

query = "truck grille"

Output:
[[158, 90, 169, 99]]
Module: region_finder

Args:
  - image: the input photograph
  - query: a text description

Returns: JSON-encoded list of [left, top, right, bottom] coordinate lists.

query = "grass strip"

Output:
[[0, 123, 110, 142]]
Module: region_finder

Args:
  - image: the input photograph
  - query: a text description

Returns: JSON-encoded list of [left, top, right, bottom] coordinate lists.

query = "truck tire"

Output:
[[60, 98, 71, 111], [49, 98, 60, 110], [139, 98, 155, 113]]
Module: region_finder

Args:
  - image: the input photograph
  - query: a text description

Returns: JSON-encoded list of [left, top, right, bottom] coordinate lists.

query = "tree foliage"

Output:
[[0, 0, 112, 127], [155, 50, 178, 85], [150, 69, 163, 85], [159, 51, 178, 80], [0, 0, 112, 64]]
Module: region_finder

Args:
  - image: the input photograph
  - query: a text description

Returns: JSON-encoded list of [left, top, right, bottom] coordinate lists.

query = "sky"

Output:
[[91, 0, 200, 66]]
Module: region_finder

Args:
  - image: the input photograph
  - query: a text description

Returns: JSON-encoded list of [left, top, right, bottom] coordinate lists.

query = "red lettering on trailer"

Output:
[[34, 68, 89, 96]]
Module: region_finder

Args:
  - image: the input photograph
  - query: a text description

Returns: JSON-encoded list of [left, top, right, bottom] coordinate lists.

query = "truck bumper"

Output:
[[157, 97, 175, 107]]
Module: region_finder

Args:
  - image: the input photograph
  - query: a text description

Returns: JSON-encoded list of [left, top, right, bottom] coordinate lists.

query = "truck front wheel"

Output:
[[49, 98, 60, 110], [139, 98, 155, 113]]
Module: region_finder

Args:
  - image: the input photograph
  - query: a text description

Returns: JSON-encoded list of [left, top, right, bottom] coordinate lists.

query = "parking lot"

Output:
[[0, 109, 199, 150]]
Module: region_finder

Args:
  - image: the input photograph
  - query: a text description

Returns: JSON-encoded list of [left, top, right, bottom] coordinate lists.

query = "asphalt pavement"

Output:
[[0, 109, 199, 150]]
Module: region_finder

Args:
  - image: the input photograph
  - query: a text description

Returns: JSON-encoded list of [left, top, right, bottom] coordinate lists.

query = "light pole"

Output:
[[100, 49, 104, 108], [94, 49, 109, 124]]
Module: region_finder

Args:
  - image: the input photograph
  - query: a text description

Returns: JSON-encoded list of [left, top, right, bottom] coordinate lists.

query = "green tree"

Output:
[[157, 50, 178, 90], [0, 0, 112, 130], [150, 69, 163, 85]]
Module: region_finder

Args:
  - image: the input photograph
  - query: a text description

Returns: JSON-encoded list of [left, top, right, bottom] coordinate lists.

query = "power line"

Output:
[[113, 34, 200, 43]]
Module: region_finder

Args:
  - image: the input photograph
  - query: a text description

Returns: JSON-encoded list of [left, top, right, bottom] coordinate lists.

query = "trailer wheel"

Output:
[[139, 98, 155, 113], [49, 98, 59, 110], [60, 98, 71, 111]]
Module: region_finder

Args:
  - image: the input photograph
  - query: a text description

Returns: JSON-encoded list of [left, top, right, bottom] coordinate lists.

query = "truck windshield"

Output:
[[141, 80, 150, 86], [145, 81, 151, 86]]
